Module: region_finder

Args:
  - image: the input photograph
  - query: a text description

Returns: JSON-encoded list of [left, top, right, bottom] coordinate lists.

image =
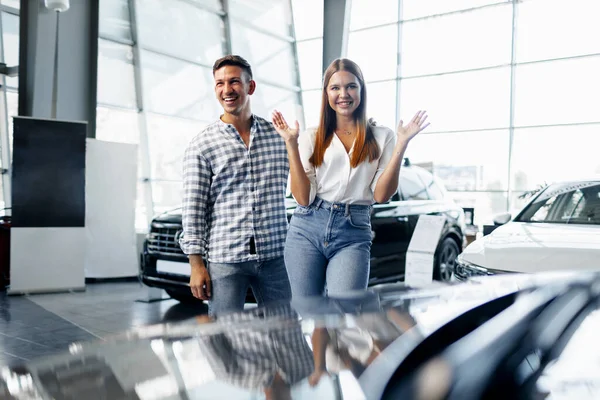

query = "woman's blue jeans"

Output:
[[284, 197, 372, 297]]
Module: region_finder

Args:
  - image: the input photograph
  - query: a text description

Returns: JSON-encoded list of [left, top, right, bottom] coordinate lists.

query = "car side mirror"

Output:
[[493, 212, 512, 226]]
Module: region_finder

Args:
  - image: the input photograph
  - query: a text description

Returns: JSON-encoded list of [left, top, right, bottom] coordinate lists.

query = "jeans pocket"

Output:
[[294, 204, 314, 215], [346, 212, 371, 230]]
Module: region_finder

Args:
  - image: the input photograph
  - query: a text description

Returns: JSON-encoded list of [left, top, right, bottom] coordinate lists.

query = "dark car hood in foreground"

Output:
[[2, 272, 599, 400]]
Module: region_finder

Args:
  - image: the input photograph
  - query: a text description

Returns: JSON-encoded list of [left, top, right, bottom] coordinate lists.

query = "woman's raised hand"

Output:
[[397, 110, 430, 142], [272, 110, 300, 144]]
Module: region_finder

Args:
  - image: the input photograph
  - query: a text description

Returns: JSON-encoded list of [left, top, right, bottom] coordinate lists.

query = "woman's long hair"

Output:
[[310, 58, 380, 168]]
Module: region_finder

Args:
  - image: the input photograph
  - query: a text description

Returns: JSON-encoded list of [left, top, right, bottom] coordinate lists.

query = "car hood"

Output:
[[155, 200, 298, 224], [2, 273, 598, 400], [153, 208, 183, 224], [461, 222, 600, 273]]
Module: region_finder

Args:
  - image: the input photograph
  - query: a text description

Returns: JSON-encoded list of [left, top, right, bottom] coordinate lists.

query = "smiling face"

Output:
[[214, 65, 256, 117], [326, 70, 362, 118]]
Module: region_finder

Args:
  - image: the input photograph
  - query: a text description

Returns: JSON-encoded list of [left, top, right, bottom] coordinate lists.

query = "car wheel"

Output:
[[166, 289, 204, 304], [434, 237, 459, 282]]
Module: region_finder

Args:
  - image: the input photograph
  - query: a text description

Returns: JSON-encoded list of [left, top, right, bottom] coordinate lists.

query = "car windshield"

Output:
[[516, 181, 600, 225]]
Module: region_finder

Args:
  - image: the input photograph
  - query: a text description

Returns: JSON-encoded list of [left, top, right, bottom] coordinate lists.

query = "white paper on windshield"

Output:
[[404, 215, 446, 287]]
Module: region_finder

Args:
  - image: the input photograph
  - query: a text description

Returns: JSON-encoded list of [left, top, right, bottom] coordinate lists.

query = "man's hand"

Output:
[[272, 109, 300, 144], [189, 255, 211, 300]]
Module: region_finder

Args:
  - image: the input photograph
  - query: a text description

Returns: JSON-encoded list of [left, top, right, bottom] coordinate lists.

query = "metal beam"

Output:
[[322, 0, 351, 73], [18, 0, 99, 138]]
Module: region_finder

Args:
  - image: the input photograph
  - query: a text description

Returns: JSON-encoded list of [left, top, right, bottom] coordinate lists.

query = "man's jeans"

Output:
[[207, 256, 291, 316], [284, 197, 372, 298]]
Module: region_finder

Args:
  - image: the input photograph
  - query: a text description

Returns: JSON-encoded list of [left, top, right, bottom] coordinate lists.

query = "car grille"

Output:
[[148, 223, 184, 256]]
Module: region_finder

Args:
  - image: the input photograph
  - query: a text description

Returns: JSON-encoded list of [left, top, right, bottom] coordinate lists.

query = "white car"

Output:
[[455, 179, 600, 280]]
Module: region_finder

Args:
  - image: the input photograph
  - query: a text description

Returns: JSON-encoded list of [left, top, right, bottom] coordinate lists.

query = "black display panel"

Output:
[[11, 117, 86, 227]]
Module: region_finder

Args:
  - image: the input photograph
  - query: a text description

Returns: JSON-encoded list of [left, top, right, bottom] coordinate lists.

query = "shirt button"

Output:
[[324, 241, 328, 246]]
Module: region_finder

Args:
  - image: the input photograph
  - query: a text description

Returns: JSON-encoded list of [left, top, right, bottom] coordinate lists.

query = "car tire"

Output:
[[166, 289, 205, 304], [434, 237, 460, 282]]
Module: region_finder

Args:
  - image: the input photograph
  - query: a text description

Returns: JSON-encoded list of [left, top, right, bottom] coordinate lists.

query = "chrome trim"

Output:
[[455, 257, 511, 281]]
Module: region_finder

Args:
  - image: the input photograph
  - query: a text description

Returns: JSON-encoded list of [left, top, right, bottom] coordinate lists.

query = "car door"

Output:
[[369, 167, 430, 284]]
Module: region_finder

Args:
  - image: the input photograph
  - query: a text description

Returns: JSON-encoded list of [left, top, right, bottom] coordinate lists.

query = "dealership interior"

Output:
[[1, 0, 599, 399]]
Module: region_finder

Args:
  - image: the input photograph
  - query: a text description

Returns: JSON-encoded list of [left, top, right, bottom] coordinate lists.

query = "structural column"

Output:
[[18, 0, 99, 137], [322, 0, 351, 73]]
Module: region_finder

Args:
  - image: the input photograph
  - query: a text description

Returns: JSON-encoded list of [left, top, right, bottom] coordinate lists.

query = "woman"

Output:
[[272, 58, 429, 298]]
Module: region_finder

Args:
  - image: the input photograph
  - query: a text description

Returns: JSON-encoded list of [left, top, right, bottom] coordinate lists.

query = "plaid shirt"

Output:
[[198, 303, 314, 389], [179, 115, 289, 263]]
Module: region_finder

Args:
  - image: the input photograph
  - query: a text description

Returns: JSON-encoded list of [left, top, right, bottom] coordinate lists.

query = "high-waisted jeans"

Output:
[[284, 197, 372, 297]]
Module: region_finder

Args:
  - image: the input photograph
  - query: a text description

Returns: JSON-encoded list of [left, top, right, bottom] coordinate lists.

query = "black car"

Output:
[[140, 161, 466, 302]]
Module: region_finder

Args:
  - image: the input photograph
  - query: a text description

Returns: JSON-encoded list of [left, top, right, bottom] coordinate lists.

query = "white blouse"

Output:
[[298, 125, 397, 206]]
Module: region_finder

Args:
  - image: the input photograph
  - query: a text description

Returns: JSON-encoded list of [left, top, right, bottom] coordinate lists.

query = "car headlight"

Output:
[[455, 255, 493, 280], [455, 255, 511, 281]]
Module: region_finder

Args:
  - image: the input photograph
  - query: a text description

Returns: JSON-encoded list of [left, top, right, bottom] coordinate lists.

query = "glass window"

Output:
[[350, 0, 398, 30], [96, 107, 139, 145], [518, 183, 600, 225], [97, 39, 137, 109], [253, 84, 301, 125], [562, 190, 586, 220], [401, 0, 503, 20], [510, 191, 534, 216], [399, 167, 429, 200], [146, 113, 207, 181], [1, 1, 19, 8], [400, 67, 510, 132], [301, 90, 322, 129], [514, 57, 600, 127], [516, 0, 600, 63], [450, 191, 508, 226], [401, 5, 511, 76], [6, 90, 17, 161], [347, 25, 398, 82], [136, 0, 224, 64], [99, 0, 132, 41], [230, 25, 298, 88], [413, 166, 447, 200], [96, 107, 143, 184], [406, 130, 510, 191], [1, 12, 19, 89], [229, 0, 292, 38], [366, 80, 397, 132], [136, 181, 150, 232], [427, 179, 447, 200], [141, 51, 219, 120], [189, 0, 222, 12], [291, 0, 323, 40], [296, 38, 323, 90], [511, 125, 600, 192], [152, 180, 184, 215]]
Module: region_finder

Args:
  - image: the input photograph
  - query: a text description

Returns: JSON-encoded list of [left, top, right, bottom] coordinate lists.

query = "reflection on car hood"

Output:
[[461, 222, 600, 273], [1, 273, 598, 400]]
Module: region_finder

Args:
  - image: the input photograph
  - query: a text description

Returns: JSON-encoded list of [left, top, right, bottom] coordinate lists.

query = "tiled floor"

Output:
[[0, 281, 207, 366]]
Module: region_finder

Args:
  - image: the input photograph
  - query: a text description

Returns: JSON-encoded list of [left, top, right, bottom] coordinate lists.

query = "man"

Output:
[[179, 55, 291, 316]]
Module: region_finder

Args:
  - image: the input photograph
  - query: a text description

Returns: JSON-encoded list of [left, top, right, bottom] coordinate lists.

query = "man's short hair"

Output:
[[213, 55, 253, 80]]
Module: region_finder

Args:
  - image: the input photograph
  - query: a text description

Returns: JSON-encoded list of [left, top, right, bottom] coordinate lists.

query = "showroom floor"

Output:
[[0, 281, 207, 366]]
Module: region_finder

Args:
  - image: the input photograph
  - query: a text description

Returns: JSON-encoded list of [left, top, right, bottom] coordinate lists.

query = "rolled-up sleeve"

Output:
[[370, 128, 397, 194], [179, 141, 211, 256], [297, 129, 318, 205]]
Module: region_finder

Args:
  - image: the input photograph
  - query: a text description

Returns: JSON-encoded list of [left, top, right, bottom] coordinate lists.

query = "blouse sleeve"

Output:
[[370, 127, 397, 194], [297, 128, 318, 205]]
